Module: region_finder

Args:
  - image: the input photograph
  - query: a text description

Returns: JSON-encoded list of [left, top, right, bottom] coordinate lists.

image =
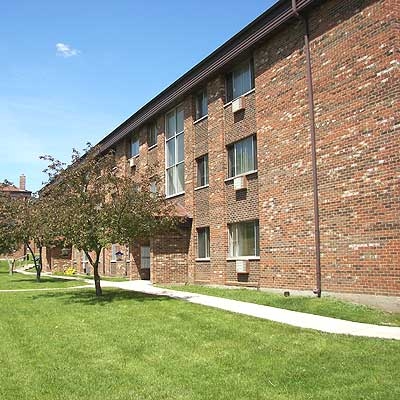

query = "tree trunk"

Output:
[[6, 257, 15, 275], [27, 243, 41, 282], [36, 246, 43, 282], [86, 249, 102, 296]]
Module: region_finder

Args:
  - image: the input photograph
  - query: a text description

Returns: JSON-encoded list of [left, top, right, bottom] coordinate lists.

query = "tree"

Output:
[[0, 192, 57, 280], [42, 145, 176, 296], [0, 193, 22, 274], [19, 196, 59, 281]]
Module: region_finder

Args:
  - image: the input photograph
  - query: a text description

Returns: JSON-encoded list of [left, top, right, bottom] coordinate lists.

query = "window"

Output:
[[141, 246, 150, 269], [228, 135, 257, 178], [197, 227, 210, 259], [150, 181, 157, 195], [111, 244, 117, 262], [148, 122, 157, 148], [229, 220, 259, 258], [130, 133, 139, 158], [195, 89, 207, 121], [226, 60, 254, 102], [165, 105, 185, 196], [196, 154, 209, 187]]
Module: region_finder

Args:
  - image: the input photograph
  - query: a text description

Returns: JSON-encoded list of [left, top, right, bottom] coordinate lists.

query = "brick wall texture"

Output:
[[45, 0, 399, 296]]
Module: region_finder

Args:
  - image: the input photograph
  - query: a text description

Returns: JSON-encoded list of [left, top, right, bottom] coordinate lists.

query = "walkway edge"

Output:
[[108, 281, 400, 340]]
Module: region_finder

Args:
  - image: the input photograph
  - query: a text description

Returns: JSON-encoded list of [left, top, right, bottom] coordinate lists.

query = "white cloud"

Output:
[[56, 42, 80, 58]]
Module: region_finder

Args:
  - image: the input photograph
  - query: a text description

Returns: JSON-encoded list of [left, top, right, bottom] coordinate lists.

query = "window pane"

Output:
[[198, 227, 210, 258], [230, 61, 253, 100], [195, 90, 207, 120], [226, 72, 233, 102], [176, 163, 184, 193], [148, 124, 157, 147], [228, 146, 235, 178], [166, 139, 175, 167], [176, 106, 184, 133], [197, 157, 204, 187], [176, 133, 184, 163], [131, 135, 139, 157], [166, 111, 175, 139], [229, 221, 259, 257], [202, 93, 208, 117], [167, 167, 175, 196], [204, 155, 209, 185]]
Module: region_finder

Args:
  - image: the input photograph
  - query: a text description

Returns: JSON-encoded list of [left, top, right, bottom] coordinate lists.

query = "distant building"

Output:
[[1, 174, 32, 258], [1, 174, 32, 199]]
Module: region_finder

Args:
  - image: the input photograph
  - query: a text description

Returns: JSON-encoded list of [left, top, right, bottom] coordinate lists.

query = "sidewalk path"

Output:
[[99, 280, 400, 340], [12, 270, 400, 340]]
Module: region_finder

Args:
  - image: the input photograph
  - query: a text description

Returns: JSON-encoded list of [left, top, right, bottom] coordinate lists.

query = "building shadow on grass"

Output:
[[30, 287, 174, 306]]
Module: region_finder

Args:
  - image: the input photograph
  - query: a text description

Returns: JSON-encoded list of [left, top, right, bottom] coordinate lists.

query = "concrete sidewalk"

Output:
[[99, 280, 400, 341]]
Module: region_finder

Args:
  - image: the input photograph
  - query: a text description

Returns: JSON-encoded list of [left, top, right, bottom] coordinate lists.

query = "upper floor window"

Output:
[[228, 220, 259, 258], [197, 227, 210, 259], [195, 89, 207, 121], [196, 154, 209, 188], [226, 59, 254, 102], [130, 133, 139, 158], [227, 135, 257, 178], [148, 122, 157, 148], [165, 105, 185, 196], [150, 181, 157, 195]]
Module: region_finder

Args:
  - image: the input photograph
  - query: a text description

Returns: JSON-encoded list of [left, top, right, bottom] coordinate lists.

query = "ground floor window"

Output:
[[228, 220, 259, 257], [197, 227, 210, 259], [141, 246, 150, 269]]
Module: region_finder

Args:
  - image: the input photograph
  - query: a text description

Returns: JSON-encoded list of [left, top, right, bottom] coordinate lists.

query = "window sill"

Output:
[[224, 88, 255, 108], [193, 115, 208, 125], [148, 144, 157, 151], [224, 170, 258, 183], [129, 154, 139, 160], [195, 258, 210, 262], [194, 184, 209, 191], [227, 256, 260, 261], [165, 191, 185, 199]]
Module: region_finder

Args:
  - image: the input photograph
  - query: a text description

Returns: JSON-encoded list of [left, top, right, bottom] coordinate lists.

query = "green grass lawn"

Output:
[[0, 261, 87, 290], [162, 285, 400, 327], [0, 271, 400, 400]]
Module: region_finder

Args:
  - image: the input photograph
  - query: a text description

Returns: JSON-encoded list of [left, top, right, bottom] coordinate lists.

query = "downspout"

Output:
[[292, 0, 322, 297]]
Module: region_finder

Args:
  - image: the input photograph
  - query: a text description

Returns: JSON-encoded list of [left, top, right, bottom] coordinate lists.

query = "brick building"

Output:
[[1, 175, 32, 258], [48, 0, 399, 296]]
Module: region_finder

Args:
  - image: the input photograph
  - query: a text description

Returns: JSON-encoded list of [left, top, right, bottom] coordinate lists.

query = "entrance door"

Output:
[[140, 246, 151, 280]]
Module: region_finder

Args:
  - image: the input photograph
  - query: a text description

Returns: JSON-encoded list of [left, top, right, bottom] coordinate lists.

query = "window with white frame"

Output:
[[228, 220, 259, 258], [195, 89, 207, 121], [227, 135, 257, 178], [196, 154, 209, 187], [147, 122, 157, 148], [130, 133, 139, 158], [197, 227, 210, 259], [165, 105, 185, 196], [226, 59, 254, 102]]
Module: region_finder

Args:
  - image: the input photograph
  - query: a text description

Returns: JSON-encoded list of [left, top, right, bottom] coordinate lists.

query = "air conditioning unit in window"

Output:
[[129, 157, 137, 168], [236, 260, 250, 274], [233, 176, 247, 191], [232, 97, 245, 113]]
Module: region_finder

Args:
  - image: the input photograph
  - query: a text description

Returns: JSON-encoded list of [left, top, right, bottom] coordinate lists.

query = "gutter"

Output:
[[292, 0, 322, 297]]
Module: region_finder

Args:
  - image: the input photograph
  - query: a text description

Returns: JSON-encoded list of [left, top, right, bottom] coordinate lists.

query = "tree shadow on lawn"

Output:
[[30, 287, 174, 306]]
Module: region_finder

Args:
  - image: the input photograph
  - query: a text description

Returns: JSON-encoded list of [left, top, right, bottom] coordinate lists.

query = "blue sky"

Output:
[[0, 0, 275, 193]]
